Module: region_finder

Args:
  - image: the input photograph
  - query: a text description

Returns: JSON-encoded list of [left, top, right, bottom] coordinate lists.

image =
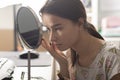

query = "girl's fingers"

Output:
[[41, 39, 56, 56], [41, 38, 66, 60], [41, 39, 50, 51], [52, 42, 66, 58]]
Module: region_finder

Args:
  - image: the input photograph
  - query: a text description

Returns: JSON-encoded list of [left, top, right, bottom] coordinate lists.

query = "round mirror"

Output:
[[16, 7, 43, 59], [17, 6, 43, 49]]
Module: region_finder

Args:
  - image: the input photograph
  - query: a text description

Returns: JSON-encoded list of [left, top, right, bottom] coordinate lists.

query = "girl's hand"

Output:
[[41, 38, 67, 64], [42, 38, 70, 78]]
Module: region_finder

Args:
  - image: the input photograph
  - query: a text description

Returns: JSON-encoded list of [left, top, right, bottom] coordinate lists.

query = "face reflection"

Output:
[[42, 13, 80, 51]]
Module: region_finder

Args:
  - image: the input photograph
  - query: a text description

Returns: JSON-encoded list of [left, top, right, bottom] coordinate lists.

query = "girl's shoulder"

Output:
[[102, 41, 120, 57]]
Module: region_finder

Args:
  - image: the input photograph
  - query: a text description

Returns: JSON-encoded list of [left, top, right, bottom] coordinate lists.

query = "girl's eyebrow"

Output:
[[43, 24, 60, 28], [51, 24, 61, 28], [43, 24, 61, 30]]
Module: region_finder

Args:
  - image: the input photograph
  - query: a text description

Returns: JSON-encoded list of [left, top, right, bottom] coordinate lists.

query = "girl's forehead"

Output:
[[42, 13, 63, 22], [42, 13, 74, 23], [42, 14, 64, 24], [42, 13, 77, 29]]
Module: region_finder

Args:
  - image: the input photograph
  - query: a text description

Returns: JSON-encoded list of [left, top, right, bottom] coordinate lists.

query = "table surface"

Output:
[[13, 66, 52, 80], [0, 51, 53, 80], [0, 51, 52, 67]]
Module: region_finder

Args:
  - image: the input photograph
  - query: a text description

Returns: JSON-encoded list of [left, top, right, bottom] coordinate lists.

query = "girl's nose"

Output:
[[49, 32, 56, 43]]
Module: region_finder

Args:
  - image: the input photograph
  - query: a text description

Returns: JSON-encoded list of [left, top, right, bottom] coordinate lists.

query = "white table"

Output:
[[0, 51, 53, 80], [0, 51, 52, 66], [13, 66, 52, 80]]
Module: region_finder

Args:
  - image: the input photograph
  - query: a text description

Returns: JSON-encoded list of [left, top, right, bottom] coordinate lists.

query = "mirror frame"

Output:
[[16, 6, 43, 49]]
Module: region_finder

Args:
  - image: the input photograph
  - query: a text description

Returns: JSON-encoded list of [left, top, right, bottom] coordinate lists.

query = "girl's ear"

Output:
[[77, 18, 85, 31], [78, 18, 84, 26]]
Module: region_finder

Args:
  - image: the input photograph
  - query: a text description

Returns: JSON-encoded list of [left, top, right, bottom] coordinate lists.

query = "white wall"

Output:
[[101, 0, 120, 11], [100, 0, 120, 18], [94, 0, 120, 31], [0, 5, 14, 29]]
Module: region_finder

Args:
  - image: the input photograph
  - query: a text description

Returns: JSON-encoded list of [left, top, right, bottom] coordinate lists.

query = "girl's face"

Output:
[[42, 13, 82, 51]]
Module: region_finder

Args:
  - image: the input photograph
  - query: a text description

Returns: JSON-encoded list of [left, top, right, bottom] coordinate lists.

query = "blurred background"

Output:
[[1, 0, 120, 80], [0, 0, 48, 51], [1, 0, 120, 51]]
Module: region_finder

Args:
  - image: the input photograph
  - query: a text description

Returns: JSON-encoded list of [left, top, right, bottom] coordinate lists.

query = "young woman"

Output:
[[40, 0, 120, 80]]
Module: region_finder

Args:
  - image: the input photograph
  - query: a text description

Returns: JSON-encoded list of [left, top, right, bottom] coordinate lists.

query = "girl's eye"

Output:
[[47, 28, 51, 33], [54, 27, 59, 30], [54, 26, 63, 31]]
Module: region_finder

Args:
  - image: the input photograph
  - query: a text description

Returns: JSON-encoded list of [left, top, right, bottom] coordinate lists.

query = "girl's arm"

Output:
[[41, 38, 70, 79]]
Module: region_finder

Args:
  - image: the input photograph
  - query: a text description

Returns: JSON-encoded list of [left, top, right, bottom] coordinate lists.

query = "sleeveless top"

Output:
[[66, 41, 120, 80]]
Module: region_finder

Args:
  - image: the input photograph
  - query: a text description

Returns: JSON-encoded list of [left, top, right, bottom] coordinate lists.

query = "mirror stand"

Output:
[[18, 34, 39, 59], [16, 6, 43, 80], [19, 50, 39, 59], [28, 51, 31, 80], [18, 34, 39, 80]]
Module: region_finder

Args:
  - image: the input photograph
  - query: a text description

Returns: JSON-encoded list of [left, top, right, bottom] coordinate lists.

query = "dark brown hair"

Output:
[[40, 0, 104, 66]]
